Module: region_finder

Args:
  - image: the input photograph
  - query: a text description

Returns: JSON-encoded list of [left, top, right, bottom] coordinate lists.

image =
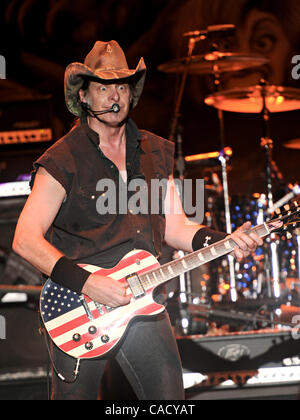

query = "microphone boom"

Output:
[[92, 103, 120, 115]]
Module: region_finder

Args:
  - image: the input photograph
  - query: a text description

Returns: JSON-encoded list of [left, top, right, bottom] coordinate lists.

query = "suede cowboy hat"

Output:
[[64, 40, 147, 117]]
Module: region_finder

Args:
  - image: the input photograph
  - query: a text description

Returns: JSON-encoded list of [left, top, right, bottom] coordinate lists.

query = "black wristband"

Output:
[[51, 257, 91, 294], [192, 227, 228, 251]]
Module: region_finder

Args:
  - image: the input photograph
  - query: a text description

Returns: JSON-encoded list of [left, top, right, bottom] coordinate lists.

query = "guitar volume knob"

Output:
[[88, 326, 97, 335], [85, 341, 94, 351], [101, 335, 110, 343], [72, 333, 81, 343]]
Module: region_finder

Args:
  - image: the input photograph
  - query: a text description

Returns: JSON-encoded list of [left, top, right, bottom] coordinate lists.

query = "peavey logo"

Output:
[[218, 344, 250, 362]]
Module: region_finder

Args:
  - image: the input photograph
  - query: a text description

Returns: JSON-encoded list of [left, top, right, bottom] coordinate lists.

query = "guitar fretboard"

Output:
[[139, 223, 270, 291]]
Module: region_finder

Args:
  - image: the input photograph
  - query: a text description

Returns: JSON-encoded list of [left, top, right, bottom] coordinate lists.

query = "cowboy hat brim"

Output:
[[64, 57, 146, 117]]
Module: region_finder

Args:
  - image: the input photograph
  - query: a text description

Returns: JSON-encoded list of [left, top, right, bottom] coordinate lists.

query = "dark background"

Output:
[[0, 0, 299, 195], [0, 0, 300, 399]]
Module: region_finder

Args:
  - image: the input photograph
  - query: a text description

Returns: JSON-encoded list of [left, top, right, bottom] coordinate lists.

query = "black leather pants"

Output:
[[50, 310, 185, 400]]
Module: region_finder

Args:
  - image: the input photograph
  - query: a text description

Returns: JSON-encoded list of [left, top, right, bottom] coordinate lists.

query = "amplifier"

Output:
[[0, 180, 30, 198], [0, 95, 53, 130], [177, 328, 300, 398], [0, 94, 54, 189], [0, 94, 54, 147], [0, 128, 52, 145]]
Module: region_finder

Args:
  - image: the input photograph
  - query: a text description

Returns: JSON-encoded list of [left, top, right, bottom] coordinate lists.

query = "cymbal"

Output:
[[205, 85, 300, 113], [284, 138, 300, 150], [157, 52, 269, 75]]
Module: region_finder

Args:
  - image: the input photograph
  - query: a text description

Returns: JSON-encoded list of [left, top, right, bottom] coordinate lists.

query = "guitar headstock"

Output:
[[268, 201, 300, 233]]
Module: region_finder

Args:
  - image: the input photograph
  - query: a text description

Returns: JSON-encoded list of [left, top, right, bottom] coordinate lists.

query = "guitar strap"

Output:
[[140, 135, 163, 258]]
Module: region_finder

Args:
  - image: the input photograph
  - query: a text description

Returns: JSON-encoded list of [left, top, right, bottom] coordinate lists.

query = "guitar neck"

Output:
[[139, 222, 271, 291]]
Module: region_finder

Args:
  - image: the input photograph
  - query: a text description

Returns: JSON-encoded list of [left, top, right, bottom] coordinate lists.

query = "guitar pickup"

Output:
[[126, 273, 145, 299], [80, 295, 94, 321]]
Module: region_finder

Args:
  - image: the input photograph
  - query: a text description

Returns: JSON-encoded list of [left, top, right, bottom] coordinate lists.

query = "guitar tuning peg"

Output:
[[284, 204, 290, 211], [275, 208, 281, 215]]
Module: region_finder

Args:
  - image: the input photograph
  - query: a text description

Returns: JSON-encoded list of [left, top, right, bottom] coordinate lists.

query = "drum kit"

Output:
[[158, 25, 300, 331]]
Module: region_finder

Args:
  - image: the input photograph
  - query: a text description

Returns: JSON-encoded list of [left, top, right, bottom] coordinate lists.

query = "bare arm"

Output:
[[12, 167, 66, 275], [164, 176, 202, 252], [13, 167, 129, 307]]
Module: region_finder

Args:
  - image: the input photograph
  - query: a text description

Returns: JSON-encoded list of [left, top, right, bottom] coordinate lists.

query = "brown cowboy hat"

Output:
[[64, 40, 147, 117]]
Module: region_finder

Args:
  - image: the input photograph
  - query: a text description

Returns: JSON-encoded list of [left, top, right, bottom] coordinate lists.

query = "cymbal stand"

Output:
[[212, 64, 237, 302], [169, 35, 205, 318], [260, 81, 274, 210], [168, 35, 205, 145], [260, 80, 281, 301], [219, 153, 237, 302]]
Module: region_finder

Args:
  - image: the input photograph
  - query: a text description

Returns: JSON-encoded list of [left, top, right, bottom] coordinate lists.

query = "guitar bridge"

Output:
[[126, 273, 145, 299]]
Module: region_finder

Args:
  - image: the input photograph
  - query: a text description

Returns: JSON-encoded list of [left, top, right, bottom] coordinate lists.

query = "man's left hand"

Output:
[[230, 221, 263, 262]]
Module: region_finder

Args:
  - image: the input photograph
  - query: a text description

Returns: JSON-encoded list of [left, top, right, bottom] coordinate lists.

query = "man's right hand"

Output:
[[81, 274, 131, 308]]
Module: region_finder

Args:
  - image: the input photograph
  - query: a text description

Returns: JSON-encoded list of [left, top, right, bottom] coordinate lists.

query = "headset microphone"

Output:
[[81, 102, 120, 117], [91, 103, 120, 115], [111, 103, 120, 113]]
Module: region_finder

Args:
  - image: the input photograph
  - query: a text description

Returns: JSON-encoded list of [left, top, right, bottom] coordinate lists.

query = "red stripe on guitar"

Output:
[[82, 261, 160, 305], [83, 262, 160, 291], [124, 301, 163, 319], [59, 330, 102, 353], [80, 250, 151, 277], [80, 338, 119, 358], [48, 268, 161, 341], [81, 303, 164, 358], [48, 308, 101, 339], [57, 302, 163, 357]]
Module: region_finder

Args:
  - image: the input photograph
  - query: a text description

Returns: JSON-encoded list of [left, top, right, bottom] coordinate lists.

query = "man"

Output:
[[13, 41, 262, 400]]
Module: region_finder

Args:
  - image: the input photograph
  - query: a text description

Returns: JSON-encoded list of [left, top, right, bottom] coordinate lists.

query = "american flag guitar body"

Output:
[[41, 249, 163, 360], [40, 205, 300, 360]]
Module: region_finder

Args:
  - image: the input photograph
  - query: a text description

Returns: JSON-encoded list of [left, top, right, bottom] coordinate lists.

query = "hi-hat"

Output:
[[284, 138, 300, 150], [157, 52, 269, 75], [205, 85, 300, 113]]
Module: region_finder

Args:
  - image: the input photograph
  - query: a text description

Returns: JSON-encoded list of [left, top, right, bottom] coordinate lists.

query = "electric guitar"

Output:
[[40, 203, 300, 360]]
